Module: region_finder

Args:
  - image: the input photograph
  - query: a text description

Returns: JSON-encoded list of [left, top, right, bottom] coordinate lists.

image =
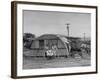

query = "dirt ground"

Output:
[[23, 53, 91, 69]]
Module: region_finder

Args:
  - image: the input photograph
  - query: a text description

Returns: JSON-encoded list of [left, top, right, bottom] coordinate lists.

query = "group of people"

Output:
[[80, 43, 91, 55], [45, 45, 58, 59]]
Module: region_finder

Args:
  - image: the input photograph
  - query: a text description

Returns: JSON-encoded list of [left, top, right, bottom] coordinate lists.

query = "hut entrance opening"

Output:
[[39, 40, 44, 49]]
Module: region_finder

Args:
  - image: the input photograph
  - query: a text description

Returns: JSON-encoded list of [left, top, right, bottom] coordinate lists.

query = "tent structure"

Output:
[[29, 34, 71, 57]]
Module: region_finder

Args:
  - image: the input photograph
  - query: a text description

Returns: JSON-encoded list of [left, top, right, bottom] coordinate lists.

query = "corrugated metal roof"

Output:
[[36, 34, 59, 40]]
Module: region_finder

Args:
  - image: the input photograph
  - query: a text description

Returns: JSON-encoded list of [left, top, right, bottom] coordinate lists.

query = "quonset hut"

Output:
[[30, 34, 71, 57]]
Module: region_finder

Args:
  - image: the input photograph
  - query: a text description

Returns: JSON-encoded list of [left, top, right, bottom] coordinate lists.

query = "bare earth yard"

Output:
[[23, 51, 91, 69]]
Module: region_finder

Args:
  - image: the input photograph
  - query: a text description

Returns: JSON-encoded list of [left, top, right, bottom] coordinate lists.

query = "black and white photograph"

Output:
[[11, 1, 97, 78], [23, 10, 91, 69]]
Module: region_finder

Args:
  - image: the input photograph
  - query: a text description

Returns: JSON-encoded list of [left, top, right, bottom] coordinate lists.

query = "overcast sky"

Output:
[[23, 10, 91, 38]]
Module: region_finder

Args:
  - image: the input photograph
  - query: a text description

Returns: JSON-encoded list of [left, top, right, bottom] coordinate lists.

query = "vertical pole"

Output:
[[66, 23, 70, 37], [84, 33, 85, 41], [65, 23, 70, 57]]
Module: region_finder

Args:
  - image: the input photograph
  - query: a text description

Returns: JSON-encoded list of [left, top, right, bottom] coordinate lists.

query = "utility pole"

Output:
[[66, 23, 70, 37], [65, 23, 70, 57], [83, 33, 85, 41]]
